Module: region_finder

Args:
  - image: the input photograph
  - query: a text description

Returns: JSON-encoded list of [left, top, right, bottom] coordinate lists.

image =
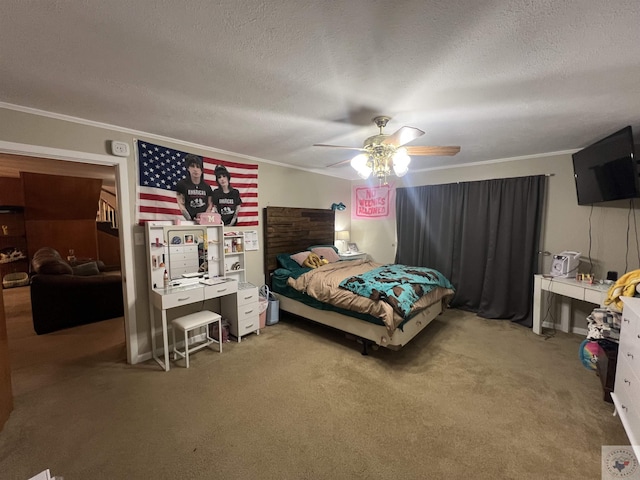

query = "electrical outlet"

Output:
[[111, 141, 130, 157]]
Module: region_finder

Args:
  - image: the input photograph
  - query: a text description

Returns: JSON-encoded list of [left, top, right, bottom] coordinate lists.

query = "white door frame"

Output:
[[0, 140, 138, 364]]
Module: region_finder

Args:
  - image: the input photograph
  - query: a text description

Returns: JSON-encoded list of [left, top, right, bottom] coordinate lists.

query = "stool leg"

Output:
[[172, 326, 177, 361], [218, 320, 222, 353], [184, 329, 189, 368]]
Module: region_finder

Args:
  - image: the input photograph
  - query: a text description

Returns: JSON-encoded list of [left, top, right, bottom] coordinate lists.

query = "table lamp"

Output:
[[336, 230, 350, 253]]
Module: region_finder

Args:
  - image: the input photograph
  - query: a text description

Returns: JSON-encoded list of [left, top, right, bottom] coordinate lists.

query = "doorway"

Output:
[[0, 141, 137, 365]]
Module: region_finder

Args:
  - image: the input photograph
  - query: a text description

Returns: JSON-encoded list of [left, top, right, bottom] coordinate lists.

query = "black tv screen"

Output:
[[572, 126, 639, 205]]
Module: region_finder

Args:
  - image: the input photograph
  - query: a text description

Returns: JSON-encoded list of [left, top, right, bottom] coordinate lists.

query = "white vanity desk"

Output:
[[149, 278, 238, 371]]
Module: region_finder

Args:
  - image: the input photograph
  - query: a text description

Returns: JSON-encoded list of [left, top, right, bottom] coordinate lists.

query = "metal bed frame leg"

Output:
[[359, 337, 370, 356]]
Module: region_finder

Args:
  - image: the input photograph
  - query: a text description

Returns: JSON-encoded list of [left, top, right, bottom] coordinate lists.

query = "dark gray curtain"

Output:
[[395, 175, 546, 326]]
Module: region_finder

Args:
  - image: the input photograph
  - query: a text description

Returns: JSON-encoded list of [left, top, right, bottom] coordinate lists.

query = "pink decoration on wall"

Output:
[[352, 184, 395, 220]]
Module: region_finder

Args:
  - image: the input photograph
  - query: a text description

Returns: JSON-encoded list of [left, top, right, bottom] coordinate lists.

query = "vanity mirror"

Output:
[[165, 227, 206, 279], [145, 223, 225, 289]]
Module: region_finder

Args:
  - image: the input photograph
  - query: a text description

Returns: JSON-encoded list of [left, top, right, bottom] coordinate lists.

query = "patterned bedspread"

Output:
[[286, 259, 455, 335], [339, 265, 454, 318]]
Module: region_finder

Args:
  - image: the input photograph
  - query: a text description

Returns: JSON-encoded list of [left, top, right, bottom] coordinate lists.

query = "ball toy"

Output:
[[579, 340, 599, 370]]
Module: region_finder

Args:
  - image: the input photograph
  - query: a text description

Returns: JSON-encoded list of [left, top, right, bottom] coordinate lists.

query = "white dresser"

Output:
[[222, 282, 260, 342], [611, 296, 640, 459]]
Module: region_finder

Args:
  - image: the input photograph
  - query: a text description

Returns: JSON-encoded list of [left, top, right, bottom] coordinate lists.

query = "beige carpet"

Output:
[[0, 286, 630, 479]]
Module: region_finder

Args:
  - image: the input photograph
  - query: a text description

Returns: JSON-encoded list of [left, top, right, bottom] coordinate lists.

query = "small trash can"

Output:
[[258, 297, 268, 329]]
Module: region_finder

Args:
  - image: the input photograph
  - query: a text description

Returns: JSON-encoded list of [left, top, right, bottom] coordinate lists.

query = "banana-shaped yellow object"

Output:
[[303, 252, 325, 268]]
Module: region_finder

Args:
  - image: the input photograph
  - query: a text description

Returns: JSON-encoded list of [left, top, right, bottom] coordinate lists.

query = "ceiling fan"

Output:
[[314, 116, 460, 183]]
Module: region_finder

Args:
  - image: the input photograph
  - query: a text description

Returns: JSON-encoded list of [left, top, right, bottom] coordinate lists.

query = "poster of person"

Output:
[[136, 140, 258, 226]]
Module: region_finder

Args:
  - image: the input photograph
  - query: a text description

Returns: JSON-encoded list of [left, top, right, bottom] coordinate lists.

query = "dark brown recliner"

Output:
[[30, 248, 124, 335]]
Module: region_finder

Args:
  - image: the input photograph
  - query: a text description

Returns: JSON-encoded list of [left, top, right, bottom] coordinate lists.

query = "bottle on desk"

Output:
[[163, 270, 169, 288]]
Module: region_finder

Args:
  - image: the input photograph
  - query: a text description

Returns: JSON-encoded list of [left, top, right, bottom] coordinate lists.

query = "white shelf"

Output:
[[222, 231, 246, 282]]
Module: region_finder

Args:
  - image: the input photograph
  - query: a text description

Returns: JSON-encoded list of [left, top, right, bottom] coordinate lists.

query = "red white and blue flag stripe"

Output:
[[136, 140, 258, 226]]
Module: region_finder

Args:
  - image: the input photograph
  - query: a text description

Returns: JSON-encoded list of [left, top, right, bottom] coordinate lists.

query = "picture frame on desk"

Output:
[[348, 242, 359, 253]]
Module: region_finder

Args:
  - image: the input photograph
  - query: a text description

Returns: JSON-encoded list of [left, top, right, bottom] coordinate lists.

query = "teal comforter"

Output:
[[339, 265, 454, 318]]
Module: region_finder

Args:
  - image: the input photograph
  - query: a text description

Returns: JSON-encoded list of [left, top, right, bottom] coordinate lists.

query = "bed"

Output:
[[263, 207, 455, 353]]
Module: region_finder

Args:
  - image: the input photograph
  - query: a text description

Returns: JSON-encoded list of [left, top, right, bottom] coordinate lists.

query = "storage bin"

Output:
[[260, 285, 280, 325], [2, 272, 29, 289]]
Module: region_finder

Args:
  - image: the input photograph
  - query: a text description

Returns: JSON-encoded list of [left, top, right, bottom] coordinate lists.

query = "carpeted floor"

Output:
[[0, 285, 631, 479]]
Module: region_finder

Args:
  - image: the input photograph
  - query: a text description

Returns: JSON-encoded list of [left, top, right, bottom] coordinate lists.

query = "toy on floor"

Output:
[[579, 339, 599, 370]]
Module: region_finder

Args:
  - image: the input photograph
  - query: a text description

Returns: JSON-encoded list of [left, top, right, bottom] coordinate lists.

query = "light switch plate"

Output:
[[111, 141, 130, 157]]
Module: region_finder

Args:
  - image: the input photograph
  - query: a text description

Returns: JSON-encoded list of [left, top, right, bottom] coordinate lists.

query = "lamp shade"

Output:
[[336, 230, 350, 241]]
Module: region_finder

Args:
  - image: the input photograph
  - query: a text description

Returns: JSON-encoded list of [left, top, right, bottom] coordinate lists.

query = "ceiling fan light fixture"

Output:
[[351, 153, 372, 179], [392, 148, 411, 177]]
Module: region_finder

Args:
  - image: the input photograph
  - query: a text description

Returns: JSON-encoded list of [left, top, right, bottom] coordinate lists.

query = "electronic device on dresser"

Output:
[[550, 251, 581, 277], [572, 126, 639, 206]]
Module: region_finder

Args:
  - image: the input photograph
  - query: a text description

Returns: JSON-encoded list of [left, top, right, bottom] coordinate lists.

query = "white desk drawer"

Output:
[[237, 301, 259, 322], [204, 281, 238, 299], [548, 281, 583, 299], [235, 314, 259, 336], [237, 287, 258, 307], [583, 288, 606, 304], [160, 289, 204, 309]]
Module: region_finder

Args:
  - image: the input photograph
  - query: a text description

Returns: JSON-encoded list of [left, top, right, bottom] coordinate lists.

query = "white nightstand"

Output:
[[339, 251, 367, 260]]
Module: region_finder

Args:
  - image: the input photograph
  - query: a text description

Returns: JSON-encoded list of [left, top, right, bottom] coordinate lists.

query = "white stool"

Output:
[[171, 310, 222, 368]]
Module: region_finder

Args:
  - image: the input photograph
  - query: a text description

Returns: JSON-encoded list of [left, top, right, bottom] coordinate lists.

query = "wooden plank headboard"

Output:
[[263, 206, 335, 285]]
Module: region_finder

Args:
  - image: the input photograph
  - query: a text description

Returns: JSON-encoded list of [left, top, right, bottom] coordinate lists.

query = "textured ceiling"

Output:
[[2, 0, 640, 180]]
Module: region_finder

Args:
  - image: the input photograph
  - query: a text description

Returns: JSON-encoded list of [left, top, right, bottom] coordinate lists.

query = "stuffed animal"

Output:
[[303, 252, 328, 268]]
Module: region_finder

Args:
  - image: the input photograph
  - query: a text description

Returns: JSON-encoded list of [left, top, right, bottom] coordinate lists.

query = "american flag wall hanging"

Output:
[[136, 140, 258, 226]]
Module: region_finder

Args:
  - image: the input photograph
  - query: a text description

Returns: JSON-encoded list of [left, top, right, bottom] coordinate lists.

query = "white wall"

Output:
[[0, 106, 351, 362], [352, 153, 640, 278], [3, 104, 636, 342], [349, 153, 640, 330]]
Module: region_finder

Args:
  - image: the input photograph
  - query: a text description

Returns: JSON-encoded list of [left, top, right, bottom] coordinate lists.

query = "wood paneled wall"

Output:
[[21, 173, 102, 260], [0, 177, 24, 207]]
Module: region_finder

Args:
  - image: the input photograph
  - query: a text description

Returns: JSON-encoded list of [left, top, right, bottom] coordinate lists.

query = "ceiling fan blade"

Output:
[[327, 158, 353, 168], [405, 146, 461, 156], [381, 126, 425, 146], [313, 144, 366, 151]]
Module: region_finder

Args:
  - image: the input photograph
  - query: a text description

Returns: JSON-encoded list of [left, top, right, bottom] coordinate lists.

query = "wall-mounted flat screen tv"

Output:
[[572, 126, 639, 205]]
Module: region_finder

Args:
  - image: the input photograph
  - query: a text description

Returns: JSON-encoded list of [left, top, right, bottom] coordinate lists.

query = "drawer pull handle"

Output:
[[621, 405, 628, 412], [244, 296, 253, 300], [216, 288, 228, 293], [178, 297, 190, 302], [625, 378, 631, 385], [624, 318, 630, 323], [245, 323, 254, 329], [628, 353, 635, 359], [245, 309, 254, 314]]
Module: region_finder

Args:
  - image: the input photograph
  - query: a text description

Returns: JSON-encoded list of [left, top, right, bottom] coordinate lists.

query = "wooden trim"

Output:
[[0, 284, 13, 430]]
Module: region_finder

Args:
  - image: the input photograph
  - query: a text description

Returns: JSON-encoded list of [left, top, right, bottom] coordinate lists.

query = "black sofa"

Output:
[[30, 247, 124, 335]]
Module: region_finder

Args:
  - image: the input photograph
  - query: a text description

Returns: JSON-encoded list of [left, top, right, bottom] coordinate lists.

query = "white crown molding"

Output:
[[412, 149, 578, 173]]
